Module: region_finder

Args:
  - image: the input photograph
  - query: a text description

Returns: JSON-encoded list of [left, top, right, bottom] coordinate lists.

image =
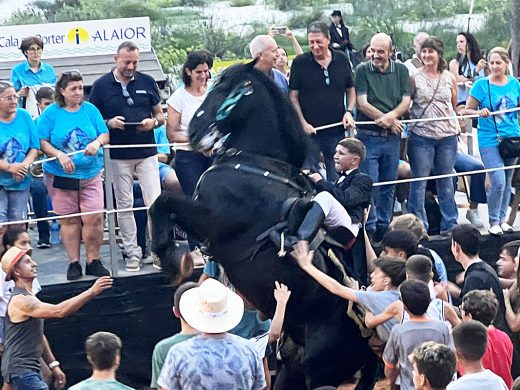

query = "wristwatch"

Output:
[[49, 360, 60, 369], [153, 118, 159, 128]]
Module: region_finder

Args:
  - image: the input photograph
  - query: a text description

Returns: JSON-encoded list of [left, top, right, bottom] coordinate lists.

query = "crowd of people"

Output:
[[0, 9, 519, 390]]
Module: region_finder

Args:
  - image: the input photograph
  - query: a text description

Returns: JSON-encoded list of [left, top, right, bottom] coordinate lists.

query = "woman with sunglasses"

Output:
[[37, 71, 110, 280], [464, 48, 520, 236], [0, 81, 40, 252], [10, 36, 56, 115]]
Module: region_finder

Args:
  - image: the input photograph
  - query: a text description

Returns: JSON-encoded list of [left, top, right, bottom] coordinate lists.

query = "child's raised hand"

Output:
[[274, 281, 291, 304]]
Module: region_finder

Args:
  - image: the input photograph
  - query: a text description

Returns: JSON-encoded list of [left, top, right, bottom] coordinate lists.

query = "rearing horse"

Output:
[[150, 60, 370, 389]]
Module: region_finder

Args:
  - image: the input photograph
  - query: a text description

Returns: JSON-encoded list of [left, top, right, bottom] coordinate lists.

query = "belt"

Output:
[[357, 129, 395, 137]]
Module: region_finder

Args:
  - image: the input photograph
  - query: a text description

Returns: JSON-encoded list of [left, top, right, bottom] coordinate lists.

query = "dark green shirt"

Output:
[[354, 60, 411, 132], [150, 333, 197, 388]]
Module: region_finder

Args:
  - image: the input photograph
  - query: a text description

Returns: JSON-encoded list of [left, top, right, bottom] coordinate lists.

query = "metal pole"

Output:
[[103, 149, 119, 277]]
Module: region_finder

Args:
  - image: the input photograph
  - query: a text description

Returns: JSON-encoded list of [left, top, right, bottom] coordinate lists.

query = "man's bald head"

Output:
[[370, 33, 393, 51], [249, 35, 279, 73], [413, 32, 430, 55], [249, 35, 277, 59]]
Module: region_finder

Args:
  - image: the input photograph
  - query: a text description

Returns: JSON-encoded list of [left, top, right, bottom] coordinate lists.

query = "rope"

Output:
[[30, 143, 191, 165], [372, 162, 520, 187], [314, 107, 520, 132]]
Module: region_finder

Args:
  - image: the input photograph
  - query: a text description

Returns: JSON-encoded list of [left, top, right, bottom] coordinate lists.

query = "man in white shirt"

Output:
[[403, 32, 429, 76]]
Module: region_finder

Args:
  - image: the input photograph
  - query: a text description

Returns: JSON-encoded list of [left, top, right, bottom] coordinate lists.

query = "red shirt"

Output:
[[460, 327, 513, 389], [483, 327, 513, 389]]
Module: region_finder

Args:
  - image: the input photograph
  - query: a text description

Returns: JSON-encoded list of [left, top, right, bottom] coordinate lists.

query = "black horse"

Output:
[[150, 60, 370, 388]]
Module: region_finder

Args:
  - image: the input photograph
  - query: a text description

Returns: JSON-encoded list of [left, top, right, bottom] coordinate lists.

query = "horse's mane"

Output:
[[219, 61, 309, 168]]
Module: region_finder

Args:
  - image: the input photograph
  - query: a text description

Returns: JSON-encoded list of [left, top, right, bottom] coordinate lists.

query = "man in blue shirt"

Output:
[[90, 41, 165, 272], [249, 35, 289, 94]]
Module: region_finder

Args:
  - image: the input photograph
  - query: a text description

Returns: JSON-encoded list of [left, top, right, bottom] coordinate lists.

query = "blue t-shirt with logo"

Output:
[[469, 76, 520, 148], [0, 108, 39, 191], [10, 61, 56, 91], [37, 102, 108, 180]]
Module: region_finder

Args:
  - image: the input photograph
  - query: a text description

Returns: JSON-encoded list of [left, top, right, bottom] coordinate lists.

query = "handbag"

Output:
[[53, 175, 80, 191], [488, 80, 520, 158]]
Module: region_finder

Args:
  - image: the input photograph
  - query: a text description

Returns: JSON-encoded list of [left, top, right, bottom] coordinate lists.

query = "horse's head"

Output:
[[189, 61, 256, 154], [190, 60, 308, 167]]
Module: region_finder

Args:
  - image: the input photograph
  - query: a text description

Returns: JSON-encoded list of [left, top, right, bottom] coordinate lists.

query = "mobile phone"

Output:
[[124, 122, 143, 126], [272, 26, 287, 35]]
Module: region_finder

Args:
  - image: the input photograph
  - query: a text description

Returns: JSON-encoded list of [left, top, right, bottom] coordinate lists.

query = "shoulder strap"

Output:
[[411, 57, 422, 69], [487, 80, 500, 137], [409, 72, 442, 132]]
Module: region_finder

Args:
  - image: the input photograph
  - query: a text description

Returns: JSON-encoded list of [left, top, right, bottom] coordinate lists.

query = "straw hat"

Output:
[[1, 247, 27, 281], [179, 278, 244, 334]]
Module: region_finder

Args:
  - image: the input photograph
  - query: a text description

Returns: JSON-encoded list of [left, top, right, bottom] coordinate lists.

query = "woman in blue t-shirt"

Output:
[[0, 81, 40, 243], [465, 47, 520, 236], [38, 71, 110, 280], [10, 36, 57, 116]]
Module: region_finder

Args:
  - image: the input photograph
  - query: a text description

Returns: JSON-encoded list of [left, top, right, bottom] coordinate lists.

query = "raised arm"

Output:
[[504, 288, 520, 332], [291, 241, 358, 302], [268, 281, 291, 343], [12, 277, 112, 320]]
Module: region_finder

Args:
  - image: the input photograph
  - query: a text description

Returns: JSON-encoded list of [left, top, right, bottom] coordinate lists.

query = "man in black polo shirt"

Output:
[[90, 41, 165, 272], [355, 32, 411, 242], [289, 21, 355, 182], [450, 224, 507, 332]]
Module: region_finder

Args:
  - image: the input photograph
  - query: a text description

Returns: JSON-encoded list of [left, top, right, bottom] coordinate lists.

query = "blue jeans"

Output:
[[174, 150, 212, 197], [304, 128, 344, 182], [30, 178, 50, 242], [480, 146, 517, 225], [357, 132, 400, 232], [9, 372, 48, 390], [454, 151, 487, 204], [407, 133, 458, 233], [0, 188, 30, 223]]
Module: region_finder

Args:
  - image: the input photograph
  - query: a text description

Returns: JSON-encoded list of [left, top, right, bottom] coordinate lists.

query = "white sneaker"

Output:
[[501, 223, 514, 233], [125, 256, 141, 272], [466, 209, 484, 228], [488, 225, 503, 236]]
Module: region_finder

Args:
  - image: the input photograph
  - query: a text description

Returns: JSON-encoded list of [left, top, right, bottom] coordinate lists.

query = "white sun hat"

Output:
[[179, 278, 245, 334]]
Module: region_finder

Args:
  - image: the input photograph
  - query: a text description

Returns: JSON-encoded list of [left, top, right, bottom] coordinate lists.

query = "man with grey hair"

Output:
[[355, 32, 411, 243], [249, 35, 288, 93], [404, 32, 430, 76], [289, 21, 356, 182]]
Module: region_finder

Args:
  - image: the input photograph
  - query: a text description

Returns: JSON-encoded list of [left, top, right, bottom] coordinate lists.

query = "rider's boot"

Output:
[[270, 202, 325, 253]]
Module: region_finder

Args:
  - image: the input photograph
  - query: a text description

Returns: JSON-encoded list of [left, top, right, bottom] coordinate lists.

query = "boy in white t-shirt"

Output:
[[448, 320, 508, 390]]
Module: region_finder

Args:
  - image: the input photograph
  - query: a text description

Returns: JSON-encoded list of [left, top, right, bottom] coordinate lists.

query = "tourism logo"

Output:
[[66, 27, 89, 45]]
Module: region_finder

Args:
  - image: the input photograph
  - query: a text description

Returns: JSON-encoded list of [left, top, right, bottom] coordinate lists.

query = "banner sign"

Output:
[[0, 17, 151, 62]]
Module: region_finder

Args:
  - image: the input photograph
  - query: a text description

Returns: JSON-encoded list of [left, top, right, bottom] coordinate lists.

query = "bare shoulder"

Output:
[[11, 293, 40, 312]]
